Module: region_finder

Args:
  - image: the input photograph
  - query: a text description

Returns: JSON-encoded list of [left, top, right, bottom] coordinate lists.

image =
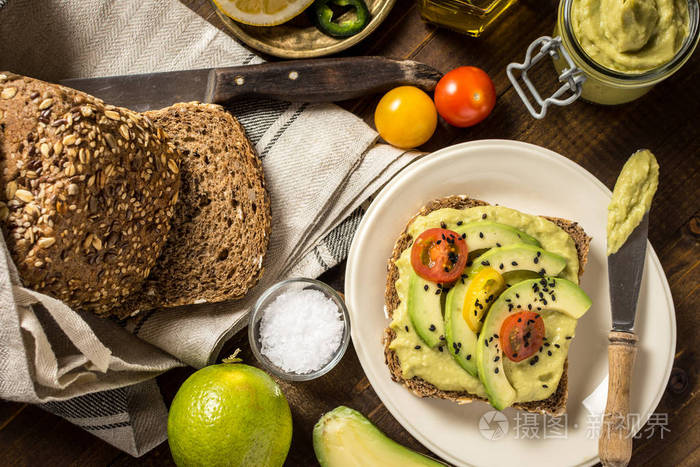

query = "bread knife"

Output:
[[59, 57, 442, 112], [598, 212, 649, 467]]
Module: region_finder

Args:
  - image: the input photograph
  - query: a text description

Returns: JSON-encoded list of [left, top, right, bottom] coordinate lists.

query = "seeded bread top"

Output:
[[0, 72, 181, 315]]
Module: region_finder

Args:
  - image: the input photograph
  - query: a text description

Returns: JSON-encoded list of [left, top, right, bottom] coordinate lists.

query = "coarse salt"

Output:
[[259, 288, 344, 374]]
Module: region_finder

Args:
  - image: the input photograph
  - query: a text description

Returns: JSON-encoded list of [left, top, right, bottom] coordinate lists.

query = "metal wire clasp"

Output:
[[507, 36, 586, 119]]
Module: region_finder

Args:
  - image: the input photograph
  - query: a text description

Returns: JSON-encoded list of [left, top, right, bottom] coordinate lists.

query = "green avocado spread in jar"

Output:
[[607, 149, 659, 255], [572, 0, 690, 73]]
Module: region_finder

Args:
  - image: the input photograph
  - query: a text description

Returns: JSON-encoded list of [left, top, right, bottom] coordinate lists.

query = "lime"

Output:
[[168, 362, 292, 467]]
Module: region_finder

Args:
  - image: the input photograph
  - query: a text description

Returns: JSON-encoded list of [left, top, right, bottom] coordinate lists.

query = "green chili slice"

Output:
[[312, 0, 370, 38]]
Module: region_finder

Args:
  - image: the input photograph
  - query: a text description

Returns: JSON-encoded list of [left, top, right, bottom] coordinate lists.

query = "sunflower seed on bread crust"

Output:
[[384, 195, 591, 416], [0, 72, 180, 316]]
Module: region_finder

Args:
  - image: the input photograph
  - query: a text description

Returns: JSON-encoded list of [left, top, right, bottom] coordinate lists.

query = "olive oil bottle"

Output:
[[418, 0, 518, 36]]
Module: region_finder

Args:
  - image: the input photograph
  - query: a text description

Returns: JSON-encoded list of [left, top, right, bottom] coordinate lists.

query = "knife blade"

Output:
[[608, 212, 648, 332], [599, 212, 648, 467], [59, 57, 443, 112]]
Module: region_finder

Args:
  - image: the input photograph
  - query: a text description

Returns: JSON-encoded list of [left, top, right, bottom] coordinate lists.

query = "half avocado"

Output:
[[475, 277, 592, 410], [313, 406, 444, 467]]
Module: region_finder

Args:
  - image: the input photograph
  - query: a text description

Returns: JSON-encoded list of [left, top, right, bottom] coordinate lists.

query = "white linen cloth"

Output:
[[0, 0, 419, 456]]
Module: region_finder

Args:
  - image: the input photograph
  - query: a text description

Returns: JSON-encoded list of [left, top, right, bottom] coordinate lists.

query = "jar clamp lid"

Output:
[[506, 36, 585, 119]]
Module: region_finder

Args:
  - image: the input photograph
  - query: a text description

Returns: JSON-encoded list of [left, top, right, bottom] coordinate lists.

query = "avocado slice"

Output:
[[475, 277, 592, 410], [444, 244, 567, 374], [407, 272, 445, 348], [470, 243, 568, 277], [454, 221, 540, 252], [313, 406, 444, 467], [444, 277, 478, 375]]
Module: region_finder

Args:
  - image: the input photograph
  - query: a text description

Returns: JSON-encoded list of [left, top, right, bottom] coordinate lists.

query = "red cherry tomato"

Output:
[[410, 228, 468, 284], [500, 311, 545, 362], [434, 66, 496, 128]]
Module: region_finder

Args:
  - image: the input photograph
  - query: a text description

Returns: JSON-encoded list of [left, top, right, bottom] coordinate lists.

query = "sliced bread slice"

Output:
[[120, 102, 270, 317], [384, 195, 591, 416]]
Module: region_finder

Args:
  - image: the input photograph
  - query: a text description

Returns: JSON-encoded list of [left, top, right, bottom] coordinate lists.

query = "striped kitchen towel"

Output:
[[0, 0, 419, 457]]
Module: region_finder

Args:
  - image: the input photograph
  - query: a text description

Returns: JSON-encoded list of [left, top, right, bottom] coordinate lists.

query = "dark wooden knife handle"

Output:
[[209, 57, 442, 103], [599, 331, 638, 467]]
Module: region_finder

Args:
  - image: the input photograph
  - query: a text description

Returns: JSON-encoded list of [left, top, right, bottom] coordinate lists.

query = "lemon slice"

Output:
[[214, 0, 315, 26]]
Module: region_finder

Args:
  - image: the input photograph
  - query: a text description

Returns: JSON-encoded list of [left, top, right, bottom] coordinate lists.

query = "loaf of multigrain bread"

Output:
[[0, 72, 180, 315], [118, 102, 270, 317], [384, 195, 591, 416]]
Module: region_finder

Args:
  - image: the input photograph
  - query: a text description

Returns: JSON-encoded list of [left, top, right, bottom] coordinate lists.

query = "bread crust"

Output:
[[383, 195, 591, 416], [0, 72, 180, 315]]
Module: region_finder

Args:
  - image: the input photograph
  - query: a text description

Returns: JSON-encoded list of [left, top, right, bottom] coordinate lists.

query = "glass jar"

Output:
[[418, 0, 518, 37], [507, 0, 699, 118]]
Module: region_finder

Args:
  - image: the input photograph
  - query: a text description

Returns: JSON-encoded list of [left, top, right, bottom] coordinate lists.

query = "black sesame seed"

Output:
[[537, 251, 541, 257], [494, 367, 499, 374], [440, 335, 445, 340], [534, 257, 539, 264], [424, 284, 429, 291], [415, 345, 421, 350], [479, 232, 484, 238], [435, 289, 441, 295], [489, 336, 494, 342], [466, 354, 472, 360], [457, 221, 463, 226], [499, 263, 504, 270], [485, 340, 489, 347], [440, 222, 447, 229], [438, 346, 444, 352], [512, 353, 518, 358], [555, 344, 560, 348], [511, 261, 518, 266], [429, 324, 436, 331], [481, 260, 490, 266], [496, 243, 502, 247], [548, 350, 552, 356], [566, 336, 572, 340], [544, 342, 550, 347], [462, 233, 467, 239], [494, 356, 500, 362], [455, 347, 460, 354], [436, 239, 442, 245], [405, 326, 409, 332], [542, 384, 548, 388], [517, 317, 522, 322]]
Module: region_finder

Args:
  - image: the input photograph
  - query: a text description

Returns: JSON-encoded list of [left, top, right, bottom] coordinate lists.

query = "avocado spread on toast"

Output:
[[389, 205, 587, 406]]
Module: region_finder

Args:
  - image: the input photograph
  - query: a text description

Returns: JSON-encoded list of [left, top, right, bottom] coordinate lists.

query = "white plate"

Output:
[[345, 140, 675, 467]]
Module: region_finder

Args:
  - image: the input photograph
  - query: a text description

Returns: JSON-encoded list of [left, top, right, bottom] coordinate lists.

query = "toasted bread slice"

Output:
[[384, 195, 591, 416]]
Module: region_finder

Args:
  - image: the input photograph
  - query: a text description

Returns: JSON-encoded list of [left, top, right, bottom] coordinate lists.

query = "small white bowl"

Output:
[[248, 278, 350, 381]]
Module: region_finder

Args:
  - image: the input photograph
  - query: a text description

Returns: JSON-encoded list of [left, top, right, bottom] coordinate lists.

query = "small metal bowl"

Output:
[[248, 278, 350, 381]]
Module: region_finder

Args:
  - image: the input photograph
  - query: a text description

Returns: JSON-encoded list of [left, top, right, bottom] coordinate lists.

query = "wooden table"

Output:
[[1, 0, 698, 465]]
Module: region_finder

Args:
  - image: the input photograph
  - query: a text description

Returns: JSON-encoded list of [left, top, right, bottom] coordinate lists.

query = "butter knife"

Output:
[[599, 212, 649, 467]]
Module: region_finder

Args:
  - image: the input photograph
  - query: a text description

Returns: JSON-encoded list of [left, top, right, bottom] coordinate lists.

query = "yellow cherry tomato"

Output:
[[374, 86, 437, 149], [462, 267, 506, 333]]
